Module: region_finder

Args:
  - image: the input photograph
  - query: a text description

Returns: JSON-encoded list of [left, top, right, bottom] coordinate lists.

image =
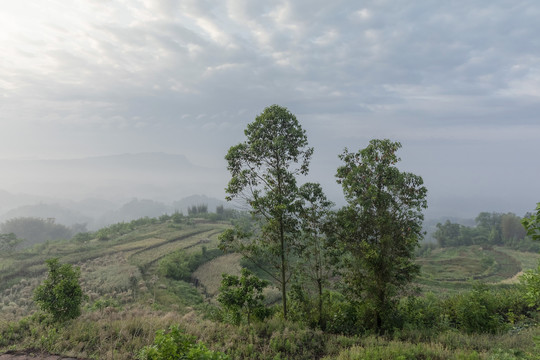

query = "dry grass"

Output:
[[192, 253, 243, 296]]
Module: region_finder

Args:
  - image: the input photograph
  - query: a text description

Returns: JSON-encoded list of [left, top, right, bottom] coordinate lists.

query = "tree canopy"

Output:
[[34, 258, 83, 322], [335, 139, 428, 333], [221, 104, 313, 320]]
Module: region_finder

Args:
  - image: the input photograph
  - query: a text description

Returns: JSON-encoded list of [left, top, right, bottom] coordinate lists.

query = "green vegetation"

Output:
[[335, 139, 427, 333], [1, 217, 75, 249], [221, 104, 313, 320], [295, 182, 335, 329], [433, 212, 539, 252], [1, 212, 539, 359], [33, 258, 83, 322], [522, 202, 540, 241], [0, 233, 22, 253], [520, 204, 540, 310], [1, 107, 540, 359], [218, 268, 270, 325], [138, 325, 229, 360]]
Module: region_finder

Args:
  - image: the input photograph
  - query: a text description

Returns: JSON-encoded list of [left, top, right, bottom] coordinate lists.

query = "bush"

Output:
[[159, 248, 223, 282], [520, 261, 540, 310], [218, 269, 270, 325], [399, 292, 447, 332], [138, 325, 229, 360], [324, 292, 363, 335], [33, 258, 83, 322]]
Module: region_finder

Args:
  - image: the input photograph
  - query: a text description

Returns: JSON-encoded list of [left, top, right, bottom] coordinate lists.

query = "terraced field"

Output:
[[416, 245, 540, 293], [0, 219, 230, 321]]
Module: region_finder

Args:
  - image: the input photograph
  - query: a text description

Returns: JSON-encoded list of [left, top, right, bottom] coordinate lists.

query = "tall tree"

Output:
[[220, 104, 313, 319], [335, 139, 427, 333], [501, 213, 527, 242], [296, 182, 335, 329]]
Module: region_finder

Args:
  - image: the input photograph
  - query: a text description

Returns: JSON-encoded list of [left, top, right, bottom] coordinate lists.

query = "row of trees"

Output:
[[433, 212, 534, 250], [0, 217, 80, 249], [219, 105, 427, 333]]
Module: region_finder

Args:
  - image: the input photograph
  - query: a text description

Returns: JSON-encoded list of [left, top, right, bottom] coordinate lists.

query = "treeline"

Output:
[[0, 204, 238, 249], [0, 217, 85, 249], [433, 212, 539, 251]]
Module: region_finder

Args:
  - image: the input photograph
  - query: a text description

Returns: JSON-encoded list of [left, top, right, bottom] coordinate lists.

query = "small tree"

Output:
[[34, 258, 83, 322], [336, 139, 427, 333], [218, 268, 269, 325]]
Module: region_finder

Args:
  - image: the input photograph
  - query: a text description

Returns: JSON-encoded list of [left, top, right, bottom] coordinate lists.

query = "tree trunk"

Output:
[[280, 219, 288, 320], [317, 278, 324, 329]]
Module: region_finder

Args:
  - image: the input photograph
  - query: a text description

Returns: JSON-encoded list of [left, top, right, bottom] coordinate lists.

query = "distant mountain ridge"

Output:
[[0, 192, 231, 231], [0, 152, 228, 201]]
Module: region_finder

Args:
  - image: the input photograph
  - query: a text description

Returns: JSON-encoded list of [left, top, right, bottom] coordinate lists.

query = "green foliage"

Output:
[[159, 247, 223, 281], [0, 232, 23, 253], [1, 217, 74, 248], [222, 104, 313, 320], [323, 291, 363, 335], [218, 268, 270, 325], [295, 182, 336, 329], [72, 231, 93, 243], [519, 202, 540, 310], [33, 258, 83, 322], [445, 284, 506, 334], [522, 203, 540, 241], [434, 212, 534, 251], [520, 262, 540, 309], [171, 211, 184, 224], [399, 286, 533, 335], [335, 139, 427, 333], [188, 204, 209, 216], [138, 325, 229, 360]]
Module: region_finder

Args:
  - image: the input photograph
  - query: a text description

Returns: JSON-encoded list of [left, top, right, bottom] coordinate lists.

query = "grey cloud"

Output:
[[1, 0, 539, 216]]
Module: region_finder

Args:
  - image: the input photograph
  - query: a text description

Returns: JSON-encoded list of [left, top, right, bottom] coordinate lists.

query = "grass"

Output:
[[1, 218, 539, 359], [192, 253, 243, 296]]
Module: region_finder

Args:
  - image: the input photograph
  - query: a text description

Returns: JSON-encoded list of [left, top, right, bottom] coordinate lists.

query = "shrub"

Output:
[[324, 292, 363, 335], [520, 261, 540, 310], [137, 325, 229, 360], [218, 268, 270, 325], [444, 284, 506, 334], [34, 258, 83, 322]]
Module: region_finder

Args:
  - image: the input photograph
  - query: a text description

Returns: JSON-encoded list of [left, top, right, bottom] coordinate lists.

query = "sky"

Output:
[[1, 0, 539, 218]]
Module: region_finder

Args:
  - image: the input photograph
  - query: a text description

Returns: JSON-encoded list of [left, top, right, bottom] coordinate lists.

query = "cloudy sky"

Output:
[[1, 0, 539, 217]]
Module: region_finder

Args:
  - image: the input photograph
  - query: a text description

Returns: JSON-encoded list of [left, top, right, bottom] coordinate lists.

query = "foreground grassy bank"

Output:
[[1, 306, 538, 359]]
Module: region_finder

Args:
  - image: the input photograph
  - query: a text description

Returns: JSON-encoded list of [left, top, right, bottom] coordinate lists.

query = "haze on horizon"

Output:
[[1, 1, 539, 219]]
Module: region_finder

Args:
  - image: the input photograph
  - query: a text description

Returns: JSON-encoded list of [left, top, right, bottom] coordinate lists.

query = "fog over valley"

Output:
[[1, 0, 539, 232], [0, 149, 536, 234]]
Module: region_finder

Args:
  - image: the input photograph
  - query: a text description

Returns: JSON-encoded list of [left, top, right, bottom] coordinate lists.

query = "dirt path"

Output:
[[0, 350, 84, 360], [497, 270, 524, 284]]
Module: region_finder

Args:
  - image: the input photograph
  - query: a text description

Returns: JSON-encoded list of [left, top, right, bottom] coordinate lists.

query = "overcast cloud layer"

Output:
[[1, 0, 539, 217]]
